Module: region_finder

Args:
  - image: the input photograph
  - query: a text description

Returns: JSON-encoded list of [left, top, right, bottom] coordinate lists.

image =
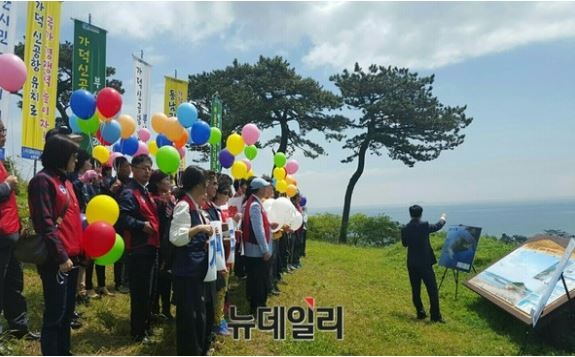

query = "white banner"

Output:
[[226, 218, 236, 264], [133, 55, 151, 129], [0, 1, 17, 157]]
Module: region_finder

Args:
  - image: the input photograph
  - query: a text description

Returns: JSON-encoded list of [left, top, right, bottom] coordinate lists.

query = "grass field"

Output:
[[4, 235, 575, 355]]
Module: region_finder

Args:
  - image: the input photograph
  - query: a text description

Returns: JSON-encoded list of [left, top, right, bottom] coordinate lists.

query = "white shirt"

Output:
[[169, 194, 204, 247]]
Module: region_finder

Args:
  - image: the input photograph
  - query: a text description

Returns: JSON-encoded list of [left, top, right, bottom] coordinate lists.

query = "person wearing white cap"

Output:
[[241, 177, 278, 316]]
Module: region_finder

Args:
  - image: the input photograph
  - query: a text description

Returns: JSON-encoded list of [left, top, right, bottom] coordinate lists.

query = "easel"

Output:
[[438, 265, 476, 300]]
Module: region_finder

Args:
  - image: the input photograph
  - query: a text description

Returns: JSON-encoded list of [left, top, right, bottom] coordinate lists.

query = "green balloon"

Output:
[[78, 113, 100, 135], [244, 145, 258, 160], [209, 127, 222, 145], [274, 152, 287, 168], [94, 234, 125, 266], [156, 146, 180, 174]]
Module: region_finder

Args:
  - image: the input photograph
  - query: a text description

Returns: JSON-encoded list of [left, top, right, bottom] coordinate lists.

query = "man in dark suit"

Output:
[[401, 205, 446, 322]]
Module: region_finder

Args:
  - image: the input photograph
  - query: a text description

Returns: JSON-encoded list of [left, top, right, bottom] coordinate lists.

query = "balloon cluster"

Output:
[[147, 102, 215, 174], [263, 197, 303, 231], [272, 152, 300, 197], [83, 195, 125, 265], [217, 123, 260, 180]]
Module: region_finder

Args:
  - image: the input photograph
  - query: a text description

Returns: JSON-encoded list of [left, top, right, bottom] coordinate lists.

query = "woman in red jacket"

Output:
[[28, 134, 84, 356]]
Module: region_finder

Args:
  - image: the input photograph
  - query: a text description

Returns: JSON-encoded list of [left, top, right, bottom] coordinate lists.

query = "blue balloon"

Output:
[[191, 120, 210, 145], [69, 114, 81, 134], [176, 102, 198, 128], [300, 196, 307, 207], [70, 89, 96, 119], [156, 134, 172, 148], [113, 143, 122, 153], [121, 136, 139, 156], [101, 120, 121, 144]]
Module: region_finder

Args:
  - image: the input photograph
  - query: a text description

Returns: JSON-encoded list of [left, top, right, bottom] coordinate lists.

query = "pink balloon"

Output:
[[134, 141, 149, 156], [178, 147, 186, 159], [241, 123, 260, 146], [241, 158, 252, 171], [138, 128, 151, 142], [0, 53, 27, 92], [285, 159, 299, 175], [107, 152, 123, 167]]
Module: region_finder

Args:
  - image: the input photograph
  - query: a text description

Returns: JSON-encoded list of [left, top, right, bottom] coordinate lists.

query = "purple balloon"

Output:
[[300, 196, 307, 207], [219, 149, 234, 169]]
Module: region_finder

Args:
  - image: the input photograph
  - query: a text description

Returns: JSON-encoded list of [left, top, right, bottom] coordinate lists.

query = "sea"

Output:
[[308, 199, 575, 238]]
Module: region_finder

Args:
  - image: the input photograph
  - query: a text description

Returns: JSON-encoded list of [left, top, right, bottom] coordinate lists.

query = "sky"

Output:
[[4, 1, 575, 209]]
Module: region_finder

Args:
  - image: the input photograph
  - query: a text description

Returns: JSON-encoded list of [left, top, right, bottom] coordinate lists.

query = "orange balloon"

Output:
[[173, 129, 189, 149], [286, 184, 298, 198], [285, 174, 297, 186], [118, 114, 136, 139], [151, 112, 168, 134], [165, 116, 184, 141]]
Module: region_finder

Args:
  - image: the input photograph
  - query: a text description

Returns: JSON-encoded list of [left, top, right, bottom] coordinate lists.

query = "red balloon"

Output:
[[96, 87, 122, 119], [83, 222, 116, 258]]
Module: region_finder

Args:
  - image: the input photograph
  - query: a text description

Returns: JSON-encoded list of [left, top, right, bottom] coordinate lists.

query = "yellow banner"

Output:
[[21, 1, 61, 160], [164, 76, 188, 118]]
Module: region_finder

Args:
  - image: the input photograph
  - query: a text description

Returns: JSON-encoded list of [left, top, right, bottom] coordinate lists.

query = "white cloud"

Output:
[[63, 2, 235, 44], [63, 2, 575, 70]]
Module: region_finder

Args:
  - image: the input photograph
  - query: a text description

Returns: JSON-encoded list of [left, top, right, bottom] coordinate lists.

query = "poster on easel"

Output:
[[439, 225, 481, 272]]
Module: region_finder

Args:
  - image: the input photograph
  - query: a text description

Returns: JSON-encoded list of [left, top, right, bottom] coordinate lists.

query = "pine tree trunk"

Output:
[[339, 137, 370, 243]]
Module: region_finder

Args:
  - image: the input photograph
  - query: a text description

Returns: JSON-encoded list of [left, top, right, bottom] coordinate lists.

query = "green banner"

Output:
[[72, 19, 106, 93], [210, 94, 223, 173]]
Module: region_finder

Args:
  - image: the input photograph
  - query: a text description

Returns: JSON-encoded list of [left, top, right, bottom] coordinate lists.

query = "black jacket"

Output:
[[401, 219, 445, 267]]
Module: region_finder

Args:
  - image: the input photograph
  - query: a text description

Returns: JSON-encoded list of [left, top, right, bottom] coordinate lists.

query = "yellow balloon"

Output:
[[151, 112, 168, 134], [244, 169, 255, 180], [92, 145, 110, 164], [165, 116, 184, 141], [273, 167, 286, 181], [226, 133, 245, 156], [276, 179, 288, 193], [231, 161, 248, 180], [86, 194, 120, 225], [118, 114, 136, 139], [286, 184, 298, 198], [148, 140, 158, 156]]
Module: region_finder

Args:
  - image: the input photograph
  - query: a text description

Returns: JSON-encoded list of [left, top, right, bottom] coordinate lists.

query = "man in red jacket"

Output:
[[0, 118, 39, 339]]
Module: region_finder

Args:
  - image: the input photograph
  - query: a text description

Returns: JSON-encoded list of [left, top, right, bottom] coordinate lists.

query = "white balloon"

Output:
[[289, 210, 303, 231], [263, 198, 275, 213], [270, 197, 296, 227]]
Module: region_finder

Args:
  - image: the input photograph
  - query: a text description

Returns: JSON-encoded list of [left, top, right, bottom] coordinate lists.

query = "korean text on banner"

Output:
[[72, 19, 106, 93], [133, 55, 151, 128], [21, 1, 62, 160], [210, 95, 223, 172], [0, 1, 17, 146], [163, 76, 188, 118]]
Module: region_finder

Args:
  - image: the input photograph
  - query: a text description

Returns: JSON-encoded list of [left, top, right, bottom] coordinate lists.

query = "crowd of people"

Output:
[[0, 119, 308, 356]]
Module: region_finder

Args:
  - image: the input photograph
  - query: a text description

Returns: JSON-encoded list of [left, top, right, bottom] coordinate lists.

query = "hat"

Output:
[[250, 177, 271, 190], [45, 126, 84, 143]]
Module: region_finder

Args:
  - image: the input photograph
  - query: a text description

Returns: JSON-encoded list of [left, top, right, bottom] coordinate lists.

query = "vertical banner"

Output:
[[0, 1, 17, 161], [72, 19, 106, 93], [21, 1, 61, 160], [133, 55, 151, 128], [210, 94, 222, 172], [163, 76, 187, 118], [164, 76, 188, 170]]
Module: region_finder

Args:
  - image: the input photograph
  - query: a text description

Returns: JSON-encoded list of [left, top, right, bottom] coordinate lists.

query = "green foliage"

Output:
[[188, 56, 349, 158], [308, 213, 401, 247]]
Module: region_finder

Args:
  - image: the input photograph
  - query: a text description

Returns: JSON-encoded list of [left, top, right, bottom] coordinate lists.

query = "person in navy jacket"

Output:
[[118, 155, 159, 343], [401, 205, 447, 323]]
